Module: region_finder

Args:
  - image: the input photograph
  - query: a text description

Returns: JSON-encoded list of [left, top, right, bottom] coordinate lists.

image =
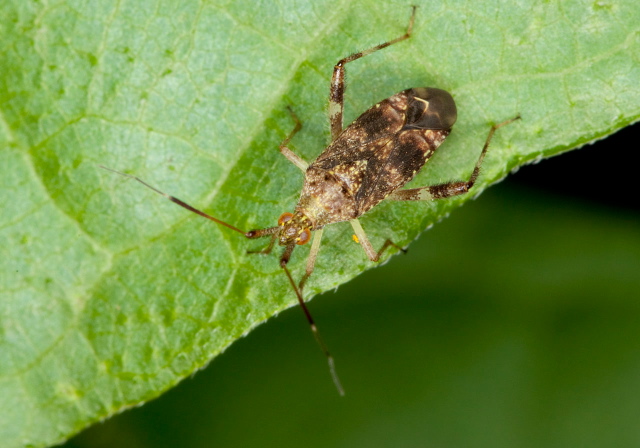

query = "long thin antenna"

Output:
[[100, 165, 247, 235], [282, 263, 345, 396]]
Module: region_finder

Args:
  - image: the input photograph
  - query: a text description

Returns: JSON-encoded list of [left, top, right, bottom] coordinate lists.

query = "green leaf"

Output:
[[61, 181, 640, 448], [0, 0, 638, 446]]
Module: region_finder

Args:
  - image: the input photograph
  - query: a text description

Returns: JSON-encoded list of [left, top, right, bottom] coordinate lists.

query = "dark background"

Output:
[[64, 121, 640, 448]]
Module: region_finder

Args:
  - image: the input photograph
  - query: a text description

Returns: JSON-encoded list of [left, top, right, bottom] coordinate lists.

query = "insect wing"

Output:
[[354, 128, 445, 213], [314, 94, 407, 167]]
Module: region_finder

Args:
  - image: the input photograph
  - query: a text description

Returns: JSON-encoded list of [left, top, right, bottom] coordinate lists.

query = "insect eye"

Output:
[[296, 228, 311, 245], [278, 212, 294, 226]]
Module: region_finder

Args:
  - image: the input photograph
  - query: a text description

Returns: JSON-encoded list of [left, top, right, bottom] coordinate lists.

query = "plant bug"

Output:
[[102, 6, 520, 395]]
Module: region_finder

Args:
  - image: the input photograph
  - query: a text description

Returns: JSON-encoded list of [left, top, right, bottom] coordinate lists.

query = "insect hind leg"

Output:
[[387, 115, 521, 202]]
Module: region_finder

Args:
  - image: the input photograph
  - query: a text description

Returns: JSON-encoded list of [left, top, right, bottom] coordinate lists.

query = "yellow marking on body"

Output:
[[352, 234, 359, 243]]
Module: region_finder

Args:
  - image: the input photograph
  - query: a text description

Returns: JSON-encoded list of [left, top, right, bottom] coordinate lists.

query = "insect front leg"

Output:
[[350, 218, 406, 262], [280, 245, 344, 396], [387, 115, 521, 202], [329, 6, 416, 140], [298, 228, 324, 292], [279, 106, 308, 172], [246, 234, 277, 255]]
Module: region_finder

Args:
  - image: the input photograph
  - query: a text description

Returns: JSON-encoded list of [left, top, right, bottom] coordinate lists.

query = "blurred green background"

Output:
[[64, 122, 640, 448]]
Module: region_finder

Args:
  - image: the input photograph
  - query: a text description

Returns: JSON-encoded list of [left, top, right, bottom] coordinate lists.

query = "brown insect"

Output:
[[102, 6, 519, 395]]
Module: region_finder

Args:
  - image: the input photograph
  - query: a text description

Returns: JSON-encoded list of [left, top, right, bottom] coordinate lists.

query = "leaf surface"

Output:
[[0, 0, 638, 446]]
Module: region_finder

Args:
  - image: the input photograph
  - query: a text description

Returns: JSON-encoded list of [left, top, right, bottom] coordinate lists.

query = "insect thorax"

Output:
[[296, 167, 360, 227]]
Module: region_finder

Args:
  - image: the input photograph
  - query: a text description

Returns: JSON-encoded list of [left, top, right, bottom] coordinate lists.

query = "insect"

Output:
[[103, 6, 519, 395]]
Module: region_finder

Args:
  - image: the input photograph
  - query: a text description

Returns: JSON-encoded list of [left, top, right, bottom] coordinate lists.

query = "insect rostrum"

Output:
[[102, 6, 519, 396]]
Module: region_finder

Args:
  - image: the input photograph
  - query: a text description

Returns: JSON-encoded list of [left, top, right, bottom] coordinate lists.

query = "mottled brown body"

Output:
[[297, 88, 454, 229]]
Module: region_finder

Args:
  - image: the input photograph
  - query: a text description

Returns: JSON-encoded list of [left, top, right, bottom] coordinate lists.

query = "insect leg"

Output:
[[329, 6, 416, 140], [298, 228, 324, 292], [387, 115, 521, 202], [279, 106, 308, 172], [350, 218, 406, 262], [281, 260, 344, 396], [246, 234, 277, 255]]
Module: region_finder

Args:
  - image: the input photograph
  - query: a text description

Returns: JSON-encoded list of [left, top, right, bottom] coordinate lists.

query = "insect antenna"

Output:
[[281, 261, 345, 396], [99, 165, 249, 236]]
